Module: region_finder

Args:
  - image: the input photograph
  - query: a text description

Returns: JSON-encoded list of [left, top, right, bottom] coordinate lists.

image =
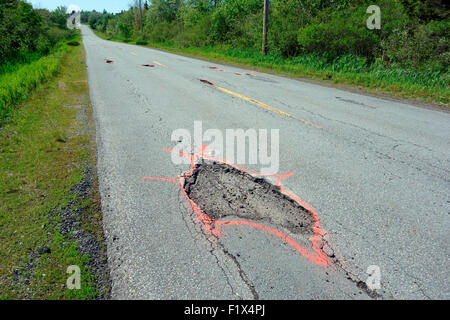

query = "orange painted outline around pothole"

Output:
[[143, 145, 329, 266]]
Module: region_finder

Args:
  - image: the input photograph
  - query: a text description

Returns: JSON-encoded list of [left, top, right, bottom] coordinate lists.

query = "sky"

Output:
[[28, 0, 132, 13]]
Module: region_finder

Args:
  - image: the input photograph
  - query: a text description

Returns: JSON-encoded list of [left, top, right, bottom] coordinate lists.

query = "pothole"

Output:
[[200, 79, 215, 86], [184, 162, 315, 236]]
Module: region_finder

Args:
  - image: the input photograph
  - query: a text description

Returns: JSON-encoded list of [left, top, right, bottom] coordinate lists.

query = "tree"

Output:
[[50, 6, 68, 28], [401, 0, 449, 22], [0, 1, 43, 62]]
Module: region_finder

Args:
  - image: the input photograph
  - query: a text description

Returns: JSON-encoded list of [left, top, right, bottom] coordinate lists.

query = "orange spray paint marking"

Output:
[[144, 146, 329, 266]]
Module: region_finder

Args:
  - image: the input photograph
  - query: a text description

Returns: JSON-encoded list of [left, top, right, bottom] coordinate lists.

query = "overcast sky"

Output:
[[28, 0, 132, 13]]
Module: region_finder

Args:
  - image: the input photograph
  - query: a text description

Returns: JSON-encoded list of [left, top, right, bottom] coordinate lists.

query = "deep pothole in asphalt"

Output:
[[183, 162, 384, 298], [184, 162, 315, 236]]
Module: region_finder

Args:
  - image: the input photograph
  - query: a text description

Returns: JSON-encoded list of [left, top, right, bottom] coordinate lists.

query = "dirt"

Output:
[[184, 161, 315, 235]]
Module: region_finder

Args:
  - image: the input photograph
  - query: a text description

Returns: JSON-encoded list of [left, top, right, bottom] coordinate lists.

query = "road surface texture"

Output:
[[81, 25, 449, 299]]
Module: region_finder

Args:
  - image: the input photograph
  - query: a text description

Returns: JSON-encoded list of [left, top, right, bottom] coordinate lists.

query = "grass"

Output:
[[0, 47, 68, 123], [0, 34, 108, 299], [0, 52, 45, 76], [94, 30, 449, 107]]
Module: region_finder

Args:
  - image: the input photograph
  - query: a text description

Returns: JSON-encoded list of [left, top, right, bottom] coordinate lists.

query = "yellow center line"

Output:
[[131, 52, 138, 56], [215, 86, 322, 129], [153, 61, 169, 68]]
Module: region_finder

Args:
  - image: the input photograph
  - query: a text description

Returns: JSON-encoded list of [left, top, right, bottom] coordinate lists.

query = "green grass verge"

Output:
[[0, 34, 108, 299], [0, 48, 70, 123], [94, 30, 449, 107]]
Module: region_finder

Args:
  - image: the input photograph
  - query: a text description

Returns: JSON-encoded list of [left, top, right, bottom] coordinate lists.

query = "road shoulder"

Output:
[[0, 36, 110, 299]]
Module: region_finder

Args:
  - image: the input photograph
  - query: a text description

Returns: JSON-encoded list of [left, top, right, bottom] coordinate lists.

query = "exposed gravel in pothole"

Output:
[[184, 161, 315, 235]]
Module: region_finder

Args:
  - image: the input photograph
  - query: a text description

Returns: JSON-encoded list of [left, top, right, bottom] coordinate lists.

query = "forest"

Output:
[[84, 0, 449, 74]]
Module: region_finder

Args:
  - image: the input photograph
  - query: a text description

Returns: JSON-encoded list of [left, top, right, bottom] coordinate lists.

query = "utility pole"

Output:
[[262, 0, 269, 55]]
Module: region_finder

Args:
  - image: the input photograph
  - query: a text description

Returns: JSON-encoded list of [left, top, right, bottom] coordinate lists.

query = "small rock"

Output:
[[38, 246, 51, 255]]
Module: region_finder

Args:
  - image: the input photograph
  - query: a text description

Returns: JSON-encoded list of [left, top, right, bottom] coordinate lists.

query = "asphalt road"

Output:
[[81, 25, 449, 299]]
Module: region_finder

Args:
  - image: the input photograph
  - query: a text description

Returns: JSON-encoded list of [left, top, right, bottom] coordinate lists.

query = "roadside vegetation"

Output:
[[0, 1, 109, 299], [85, 0, 449, 106], [0, 1, 77, 122]]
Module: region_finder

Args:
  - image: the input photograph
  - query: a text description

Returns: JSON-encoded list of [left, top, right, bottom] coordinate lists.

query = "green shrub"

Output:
[[0, 1, 43, 63], [268, 0, 312, 57], [175, 15, 211, 48], [210, 0, 263, 42], [0, 1, 73, 65], [147, 21, 180, 44], [67, 41, 80, 46], [383, 20, 449, 70], [135, 40, 148, 45], [297, 0, 410, 61]]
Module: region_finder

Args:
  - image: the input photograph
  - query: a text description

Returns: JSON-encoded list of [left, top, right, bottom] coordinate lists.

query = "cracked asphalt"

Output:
[[81, 25, 450, 299]]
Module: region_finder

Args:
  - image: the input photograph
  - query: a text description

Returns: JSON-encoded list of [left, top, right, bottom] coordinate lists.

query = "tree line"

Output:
[[0, 0, 75, 66], [84, 0, 448, 72]]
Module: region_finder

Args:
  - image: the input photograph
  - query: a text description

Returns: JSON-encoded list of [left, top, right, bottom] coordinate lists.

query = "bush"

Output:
[[0, 1, 43, 63], [147, 21, 180, 44], [210, 0, 263, 42], [297, 0, 410, 62], [383, 20, 449, 70], [67, 41, 80, 46], [175, 15, 212, 47], [0, 1, 73, 65], [298, 15, 378, 61], [268, 0, 312, 57], [227, 12, 262, 50]]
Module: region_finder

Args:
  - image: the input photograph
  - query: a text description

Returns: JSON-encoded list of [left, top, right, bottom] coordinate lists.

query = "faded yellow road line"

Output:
[[153, 61, 169, 68], [131, 52, 138, 56], [215, 86, 322, 129]]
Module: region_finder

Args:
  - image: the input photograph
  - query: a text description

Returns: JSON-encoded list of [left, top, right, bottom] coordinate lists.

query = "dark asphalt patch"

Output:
[[142, 64, 155, 67], [184, 162, 315, 235], [200, 79, 215, 86], [105, 59, 115, 63]]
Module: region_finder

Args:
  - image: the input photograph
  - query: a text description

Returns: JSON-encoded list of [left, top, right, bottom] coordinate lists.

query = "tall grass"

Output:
[[202, 46, 449, 93], [0, 47, 68, 122], [96, 29, 449, 105], [190, 46, 449, 105], [0, 52, 45, 76]]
